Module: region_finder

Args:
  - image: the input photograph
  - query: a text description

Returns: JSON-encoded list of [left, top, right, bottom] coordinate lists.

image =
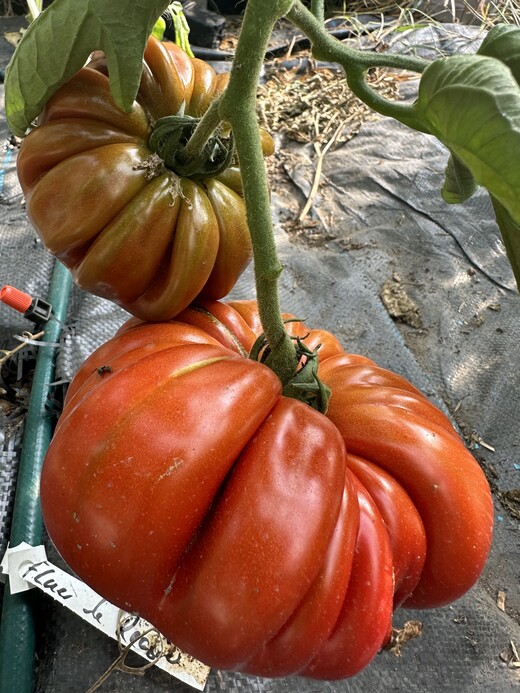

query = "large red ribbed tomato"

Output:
[[41, 300, 493, 679], [16, 36, 272, 321]]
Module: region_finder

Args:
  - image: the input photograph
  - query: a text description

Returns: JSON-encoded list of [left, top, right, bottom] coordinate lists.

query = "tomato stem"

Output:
[[219, 0, 299, 385], [216, 0, 433, 387], [215, 0, 436, 389], [180, 98, 223, 162], [287, 1, 429, 130], [310, 0, 324, 23]]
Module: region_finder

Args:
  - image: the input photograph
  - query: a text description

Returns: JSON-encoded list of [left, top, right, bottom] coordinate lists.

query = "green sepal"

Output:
[[281, 338, 331, 415], [250, 332, 330, 414], [149, 115, 235, 179]]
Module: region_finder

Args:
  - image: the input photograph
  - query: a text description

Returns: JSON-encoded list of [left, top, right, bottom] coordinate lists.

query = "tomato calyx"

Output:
[[148, 115, 234, 179], [250, 332, 331, 414]]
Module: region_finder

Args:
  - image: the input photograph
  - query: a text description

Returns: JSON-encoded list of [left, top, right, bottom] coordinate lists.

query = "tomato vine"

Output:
[[218, 0, 299, 386], [209, 0, 431, 386], [5, 0, 520, 385]]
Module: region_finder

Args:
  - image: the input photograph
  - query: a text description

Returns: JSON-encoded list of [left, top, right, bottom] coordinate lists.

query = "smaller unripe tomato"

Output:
[[17, 36, 274, 321]]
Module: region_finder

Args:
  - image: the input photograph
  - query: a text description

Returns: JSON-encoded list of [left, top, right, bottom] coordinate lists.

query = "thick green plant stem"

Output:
[[219, 0, 299, 385], [288, 0, 429, 128], [0, 261, 72, 693], [290, 0, 429, 71], [310, 0, 324, 23]]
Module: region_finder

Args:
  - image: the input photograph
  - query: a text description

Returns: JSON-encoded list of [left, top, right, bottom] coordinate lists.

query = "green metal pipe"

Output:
[[0, 261, 73, 693]]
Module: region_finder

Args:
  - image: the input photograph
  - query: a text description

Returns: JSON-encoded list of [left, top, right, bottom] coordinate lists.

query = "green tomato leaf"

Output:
[[440, 24, 520, 207], [5, 0, 171, 136], [477, 23, 520, 83], [416, 54, 520, 225], [441, 152, 477, 204], [491, 196, 520, 291]]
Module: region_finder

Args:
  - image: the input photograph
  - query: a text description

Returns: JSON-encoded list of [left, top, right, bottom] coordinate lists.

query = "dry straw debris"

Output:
[[257, 60, 400, 145]]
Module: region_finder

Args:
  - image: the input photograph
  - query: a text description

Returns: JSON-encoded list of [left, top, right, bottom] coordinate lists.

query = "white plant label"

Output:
[[0, 543, 210, 690]]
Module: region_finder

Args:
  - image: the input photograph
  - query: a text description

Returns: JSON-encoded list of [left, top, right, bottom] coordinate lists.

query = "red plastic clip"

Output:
[[0, 285, 53, 323]]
